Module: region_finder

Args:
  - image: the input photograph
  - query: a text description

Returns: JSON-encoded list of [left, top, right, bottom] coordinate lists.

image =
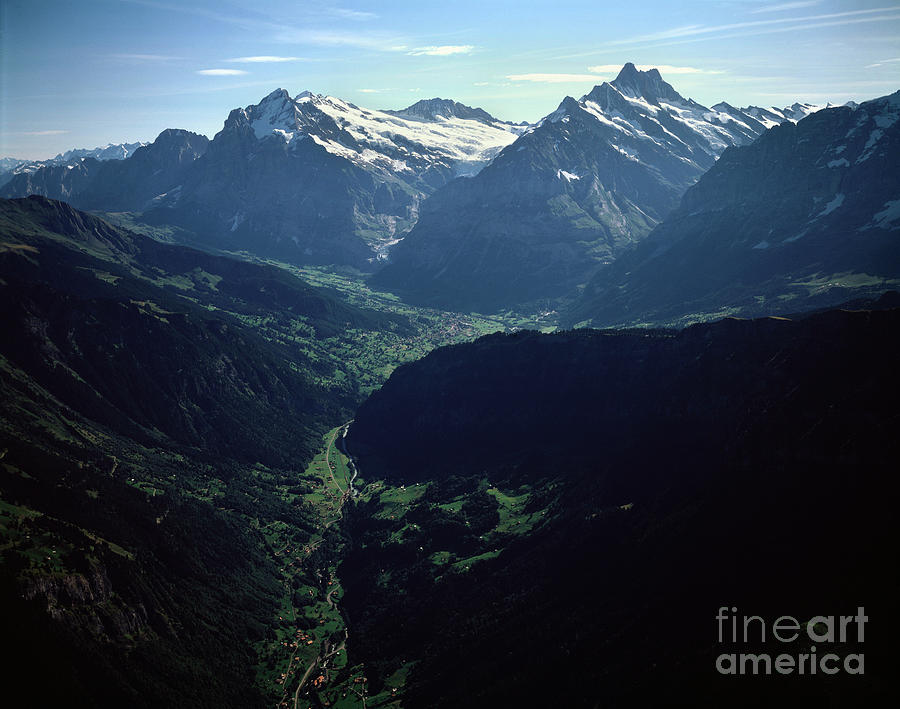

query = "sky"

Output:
[[2, 0, 899, 159]]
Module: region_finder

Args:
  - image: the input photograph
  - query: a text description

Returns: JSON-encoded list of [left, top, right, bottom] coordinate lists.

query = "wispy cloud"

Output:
[[226, 56, 306, 63], [587, 63, 725, 75], [407, 45, 475, 56], [122, 0, 280, 32], [750, 1, 821, 14], [110, 53, 181, 62], [865, 57, 900, 68], [17, 130, 69, 136], [613, 6, 900, 46], [331, 8, 378, 21], [507, 73, 602, 83], [123, 1, 395, 53], [275, 29, 405, 51], [357, 88, 383, 93], [196, 69, 249, 76]]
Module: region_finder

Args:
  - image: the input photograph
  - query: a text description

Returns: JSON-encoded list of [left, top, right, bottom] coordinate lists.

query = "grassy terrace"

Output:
[[0, 498, 66, 572], [355, 474, 553, 577]]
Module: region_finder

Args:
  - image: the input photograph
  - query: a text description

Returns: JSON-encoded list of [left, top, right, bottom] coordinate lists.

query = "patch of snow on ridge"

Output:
[[557, 170, 581, 181], [611, 144, 640, 162], [873, 200, 900, 228], [817, 193, 845, 218], [856, 129, 884, 163], [580, 101, 636, 135]]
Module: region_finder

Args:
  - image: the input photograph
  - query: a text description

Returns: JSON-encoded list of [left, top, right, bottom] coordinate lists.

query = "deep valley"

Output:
[[1, 49, 897, 709]]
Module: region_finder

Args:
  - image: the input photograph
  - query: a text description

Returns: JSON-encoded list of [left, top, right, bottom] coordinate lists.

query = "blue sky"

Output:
[[2, 0, 899, 158]]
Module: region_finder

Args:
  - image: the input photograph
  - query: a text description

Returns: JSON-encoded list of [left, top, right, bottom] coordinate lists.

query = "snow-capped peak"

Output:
[[241, 89, 302, 140], [526, 63, 821, 184], [227, 88, 528, 180]]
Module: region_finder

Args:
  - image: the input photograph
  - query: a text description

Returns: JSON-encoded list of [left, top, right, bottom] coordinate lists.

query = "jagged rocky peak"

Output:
[[607, 62, 684, 103], [220, 89, 305, 141], [550, 95, 582, 117], [251, 88, 299, 120], [258, 87, 292, 104]]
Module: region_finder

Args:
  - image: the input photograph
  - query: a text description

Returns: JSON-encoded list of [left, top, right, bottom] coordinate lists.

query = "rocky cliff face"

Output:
[[20, 564, 149, 643]]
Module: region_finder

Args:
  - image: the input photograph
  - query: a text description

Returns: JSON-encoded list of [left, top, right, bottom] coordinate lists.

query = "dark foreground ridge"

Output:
[[345, 303, 898, 707]]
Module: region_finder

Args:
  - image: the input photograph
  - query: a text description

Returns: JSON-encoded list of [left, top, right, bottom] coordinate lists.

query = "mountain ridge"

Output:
[[565, 90, 900, 327]]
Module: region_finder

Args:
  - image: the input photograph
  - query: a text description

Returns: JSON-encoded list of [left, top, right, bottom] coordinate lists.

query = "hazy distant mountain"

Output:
[[53, 141, 148, 163], [0, 129, 209, 210], [565, 90, 900, 328], [140, 90, 526, 267], [0, 157, 27, 177], [370, 64, 824, 313], [0, 142, 148, 188]]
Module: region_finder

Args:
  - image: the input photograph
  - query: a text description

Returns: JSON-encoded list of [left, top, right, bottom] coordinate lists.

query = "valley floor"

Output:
[[258, 424, 405, 709]]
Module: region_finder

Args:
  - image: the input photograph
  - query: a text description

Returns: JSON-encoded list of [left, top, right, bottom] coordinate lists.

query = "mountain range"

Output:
[[3, 66, 831, 284], [3, 92, 524, 268], [369, 63, 827, 311]]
